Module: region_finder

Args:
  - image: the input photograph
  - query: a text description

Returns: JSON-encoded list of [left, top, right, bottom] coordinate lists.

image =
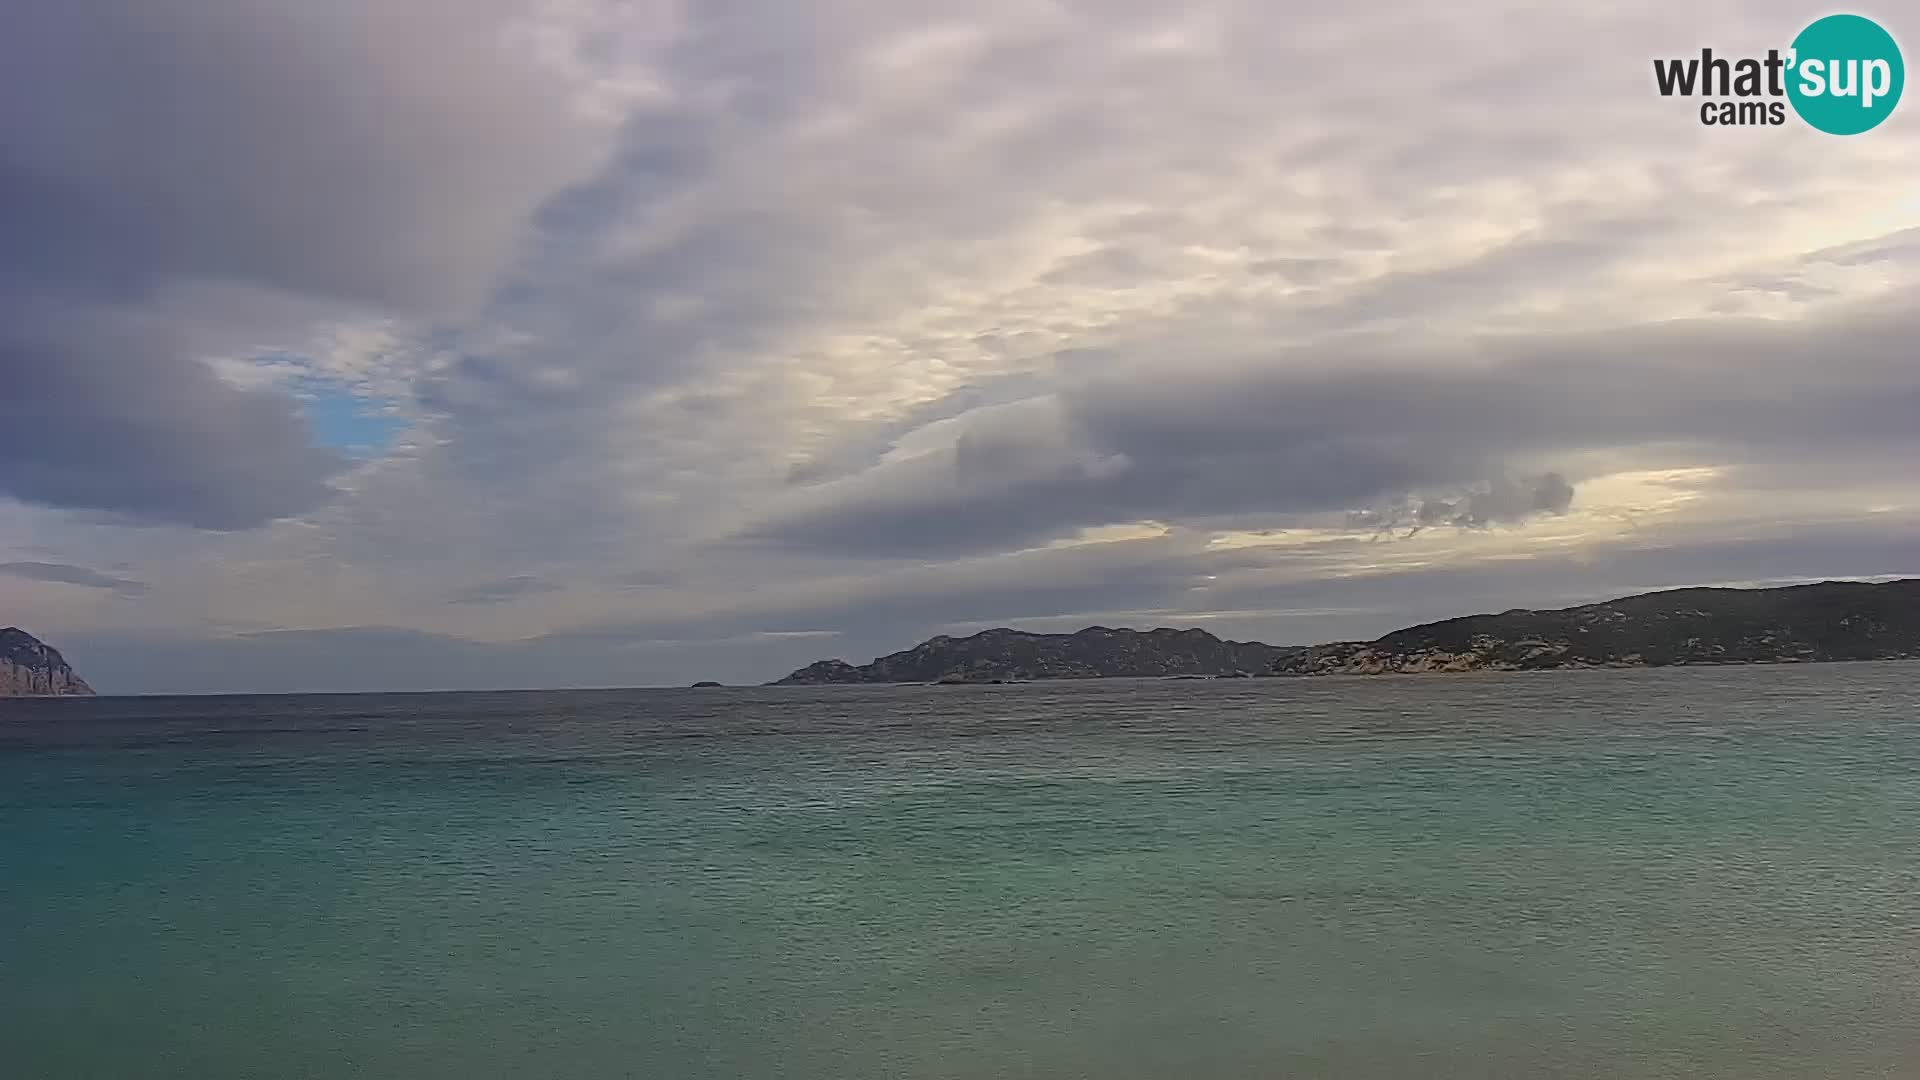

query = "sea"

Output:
[[3, 663, 1918, 1079]]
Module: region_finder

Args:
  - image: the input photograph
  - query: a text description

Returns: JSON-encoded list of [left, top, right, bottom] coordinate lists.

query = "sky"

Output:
[[3, 0, 1917, 693]]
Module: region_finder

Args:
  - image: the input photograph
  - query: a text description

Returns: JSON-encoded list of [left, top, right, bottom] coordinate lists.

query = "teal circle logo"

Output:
[[1787, 14, 1904, 134]]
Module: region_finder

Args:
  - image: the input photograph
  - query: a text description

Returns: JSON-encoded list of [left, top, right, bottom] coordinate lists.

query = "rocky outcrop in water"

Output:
[[0, 627, 95, 696], [1270, 579, 1920, 676], [774, 626, 1291, 684]]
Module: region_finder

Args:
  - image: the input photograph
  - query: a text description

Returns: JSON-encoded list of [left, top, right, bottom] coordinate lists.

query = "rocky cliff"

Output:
[[0, 627, 96, 696], [775, 626, 1292, 684], [1271, 579, 1920, 676]]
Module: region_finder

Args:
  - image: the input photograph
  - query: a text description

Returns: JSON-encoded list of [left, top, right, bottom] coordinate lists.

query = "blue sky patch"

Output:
[[240, 349, 410, 459], [299, 388, 407, 458]]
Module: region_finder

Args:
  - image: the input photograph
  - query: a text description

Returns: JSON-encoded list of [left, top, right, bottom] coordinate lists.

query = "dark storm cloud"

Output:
[[0, 1, 607, 528], [745, 297, 1920, 556], [0, 561, 149, 596]]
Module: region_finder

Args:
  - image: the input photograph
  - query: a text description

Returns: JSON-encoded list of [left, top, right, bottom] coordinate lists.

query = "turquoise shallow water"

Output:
[[4, 663, 1919, 1078]]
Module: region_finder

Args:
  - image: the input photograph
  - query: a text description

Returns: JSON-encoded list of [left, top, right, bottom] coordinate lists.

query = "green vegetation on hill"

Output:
[[774, 580, 1920, 685], [773, 626, 1289, 684], [1270, 579, 1920, 675]]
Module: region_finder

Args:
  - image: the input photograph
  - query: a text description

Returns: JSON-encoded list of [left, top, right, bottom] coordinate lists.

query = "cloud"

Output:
[[1349, 473, 1575, 537], [0, 0, 618, 528], [0, 561, 148, 596], [0, 0, 611, 313], [447, 576, 564, 606], [742, 298, 1920, 557], [171, 0, 1919, 561], [0, 302, 346, 529]]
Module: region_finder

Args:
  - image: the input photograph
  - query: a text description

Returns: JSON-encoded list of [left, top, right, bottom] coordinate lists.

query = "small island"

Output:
[[768, 622, 1290, 680], [774, 625, 1292, 684], [690, 680, 724, 688]]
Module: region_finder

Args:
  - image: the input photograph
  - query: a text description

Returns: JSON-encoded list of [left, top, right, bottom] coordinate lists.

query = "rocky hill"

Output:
[[774, 626, 1292, 684], [0, 627, 95, 696], [1271, 579, 1920, 676]]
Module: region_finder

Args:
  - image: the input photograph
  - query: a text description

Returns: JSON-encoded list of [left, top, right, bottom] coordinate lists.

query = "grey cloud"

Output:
[[784, 374, 1056, 488], [394, 0, 1442, 484], [389, 0, 1898, 569], [1248, 257, 1345, 284], [447, 576, 564, 606], [351, 0, 1810, 568], [1300, 213, 1677, 331], [1718, 276, 1835, 306], [1804, 227, 1920, 270], [1348, 473, 1574, 536], [556, 534, 1232, 647], [0, 1, 611, 528], [1710, 227, 1920, 309], [0, 307, 344, 529], [745, 297, 1920, 557], [1038, 248, 1160, 287], [1308, 224, 1396, 251], [1, 1, 607, 313], [0, 561, 149, 596]]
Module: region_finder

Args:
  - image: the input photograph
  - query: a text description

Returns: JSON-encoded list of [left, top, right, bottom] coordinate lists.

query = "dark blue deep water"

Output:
[[5, 664, 1919, 1078]]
